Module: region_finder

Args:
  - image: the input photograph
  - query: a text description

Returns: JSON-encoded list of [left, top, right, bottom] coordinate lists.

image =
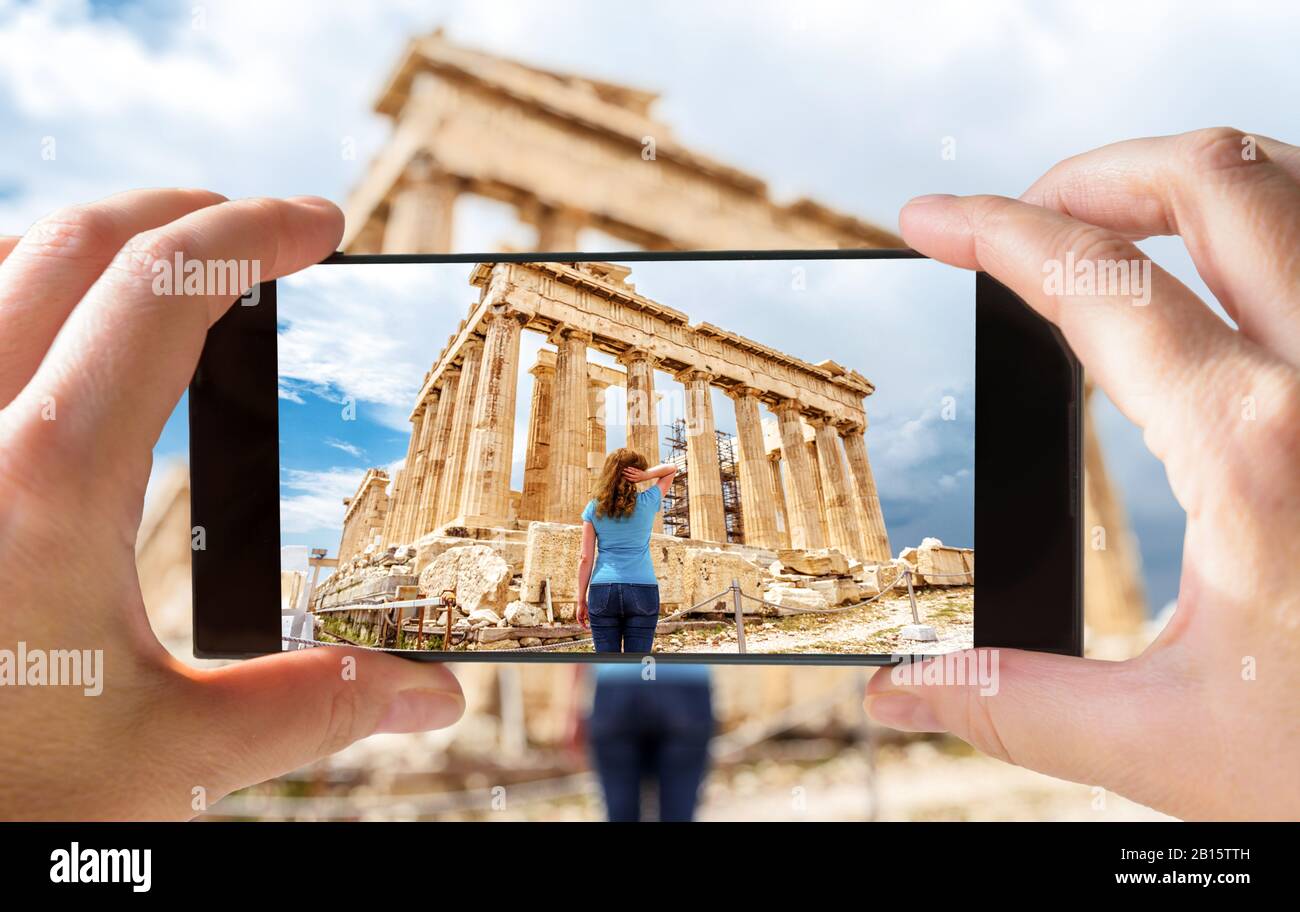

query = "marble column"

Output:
[[618, 349, 660, 463], [412, 368, 460, 538], [435, 336, 485, 527], [398, 393, 439, 544], [617, 348, 662, 532], [806, 439, 832, 546], [774, 398, 826, 550], [382, 164, 459, 254], [380, 469, 405, 547], [586, 377, 609, 482], [546, 325, 592, 523], [767, 452, 792, 549], [677, 369, 727, 543], [381, 398, 426, 545], [456, 307, 527, 528], [520, 361, 555, 522], [811, 416, 865, 561], [727, 386, 780, 549], [839, 421, 892, 563]]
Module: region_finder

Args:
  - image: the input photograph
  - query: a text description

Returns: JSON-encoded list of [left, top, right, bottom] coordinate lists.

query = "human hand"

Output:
[[865, 128, 1300, 820], [0, 190, 464, 820], [577, 600, 590, 629], [621, 466, 651, 483]]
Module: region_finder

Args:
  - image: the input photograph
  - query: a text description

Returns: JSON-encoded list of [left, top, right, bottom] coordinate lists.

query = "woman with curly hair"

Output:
[[576, 448, 678, 653]]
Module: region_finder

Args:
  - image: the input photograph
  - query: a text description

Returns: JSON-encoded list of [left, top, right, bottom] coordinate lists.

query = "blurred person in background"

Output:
[[587, 663, 714, 822]]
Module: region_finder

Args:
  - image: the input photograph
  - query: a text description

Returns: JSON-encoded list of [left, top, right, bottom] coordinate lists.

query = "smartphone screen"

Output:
[[275, 256, 974, 659]]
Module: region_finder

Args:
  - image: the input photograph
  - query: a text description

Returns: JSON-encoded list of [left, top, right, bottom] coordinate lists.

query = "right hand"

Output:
[[865, 128, 1300, 820], [621, 466, 651, 483]]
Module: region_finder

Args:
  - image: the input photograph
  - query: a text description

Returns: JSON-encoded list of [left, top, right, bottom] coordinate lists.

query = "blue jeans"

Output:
[[589, 679, 714, 822], [587, 583, 660, 653]]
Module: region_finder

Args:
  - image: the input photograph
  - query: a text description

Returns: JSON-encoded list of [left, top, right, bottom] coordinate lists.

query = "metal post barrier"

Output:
[[732, 578, 747, 654], [905, 569, 920, 625], [900, 568, 937, 642]]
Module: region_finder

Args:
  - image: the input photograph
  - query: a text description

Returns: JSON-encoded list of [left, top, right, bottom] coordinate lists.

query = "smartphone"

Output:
[[189, 251, 1081, 664]]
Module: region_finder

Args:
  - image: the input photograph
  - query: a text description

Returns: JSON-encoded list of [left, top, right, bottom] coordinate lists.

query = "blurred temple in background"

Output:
[[137, 28, 1161, 820]]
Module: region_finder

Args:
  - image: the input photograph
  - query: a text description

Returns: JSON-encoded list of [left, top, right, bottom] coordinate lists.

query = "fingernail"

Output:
[[286, 195, 339, 211], [865, 693, 945, 732], [374, 687, 465, 734], [905, 193, 957, 207]]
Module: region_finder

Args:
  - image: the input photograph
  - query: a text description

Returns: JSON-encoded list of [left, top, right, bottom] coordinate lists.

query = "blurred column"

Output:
[[382, 157, 459, 254]]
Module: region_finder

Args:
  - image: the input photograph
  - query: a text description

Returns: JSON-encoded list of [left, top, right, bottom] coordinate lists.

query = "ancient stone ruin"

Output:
[[309, 259, 973, 651]]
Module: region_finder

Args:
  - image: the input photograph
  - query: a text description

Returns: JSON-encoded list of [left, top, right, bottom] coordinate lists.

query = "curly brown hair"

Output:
[[590, 447, 649, 519]]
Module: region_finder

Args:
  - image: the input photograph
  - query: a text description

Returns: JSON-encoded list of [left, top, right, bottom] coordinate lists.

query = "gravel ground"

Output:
[[653, 586, 975, 656]]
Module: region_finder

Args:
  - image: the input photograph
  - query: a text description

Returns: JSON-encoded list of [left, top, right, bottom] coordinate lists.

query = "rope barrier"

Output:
[[739, 568, 909, 616], [286, 571, 969, 654]]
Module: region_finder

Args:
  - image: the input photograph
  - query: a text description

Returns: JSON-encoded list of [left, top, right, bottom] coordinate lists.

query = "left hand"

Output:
[[0, 190, 465, 820], [577, 600, 590, 629]]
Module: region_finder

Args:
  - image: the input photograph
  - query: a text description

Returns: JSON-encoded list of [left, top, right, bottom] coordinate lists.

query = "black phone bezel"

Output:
[[189, 250, 1082, 663]]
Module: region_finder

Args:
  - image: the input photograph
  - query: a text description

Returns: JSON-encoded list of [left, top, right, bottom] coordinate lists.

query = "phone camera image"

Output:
[[274, 257, 975, 658]]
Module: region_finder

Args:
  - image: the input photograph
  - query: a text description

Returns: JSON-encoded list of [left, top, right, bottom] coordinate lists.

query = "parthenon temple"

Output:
[[338, 259, 891, 567], [316, 28, 1143, 642]]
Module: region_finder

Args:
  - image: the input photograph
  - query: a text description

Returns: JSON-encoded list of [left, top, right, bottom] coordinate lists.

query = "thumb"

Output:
[[177, 647, 463, 807], [865, 649, 1178, 796]]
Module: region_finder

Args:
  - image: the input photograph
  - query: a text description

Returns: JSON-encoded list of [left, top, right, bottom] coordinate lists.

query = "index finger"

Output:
[[1019, 128, 1300, 365], [7, 196, 343, 493], [899, 194, 1249, 464]]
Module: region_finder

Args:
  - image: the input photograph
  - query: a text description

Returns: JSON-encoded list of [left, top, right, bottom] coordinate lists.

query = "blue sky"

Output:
[[277, 259, 974, 554], [4, 0, 1297, 611]]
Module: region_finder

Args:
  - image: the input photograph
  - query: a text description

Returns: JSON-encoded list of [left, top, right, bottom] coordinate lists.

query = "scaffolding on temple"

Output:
[[662, 419, 746, 544]]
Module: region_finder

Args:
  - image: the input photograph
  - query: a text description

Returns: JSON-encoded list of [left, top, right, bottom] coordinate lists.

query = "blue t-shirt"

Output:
[[581, 487, 663, 585]]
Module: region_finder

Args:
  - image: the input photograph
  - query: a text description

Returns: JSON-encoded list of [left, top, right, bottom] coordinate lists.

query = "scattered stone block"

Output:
[[776, 548, 850, 576], [917, 541, 972, 586], [467, 607, 502, 627], [505, 600, 545, 627], [685, 548, 764, 615], [418, 544, 512, 614], [762, 584, 830, 615]]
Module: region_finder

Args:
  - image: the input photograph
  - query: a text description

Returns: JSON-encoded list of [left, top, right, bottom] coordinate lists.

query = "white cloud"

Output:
[[279, 465, 366, 536]]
